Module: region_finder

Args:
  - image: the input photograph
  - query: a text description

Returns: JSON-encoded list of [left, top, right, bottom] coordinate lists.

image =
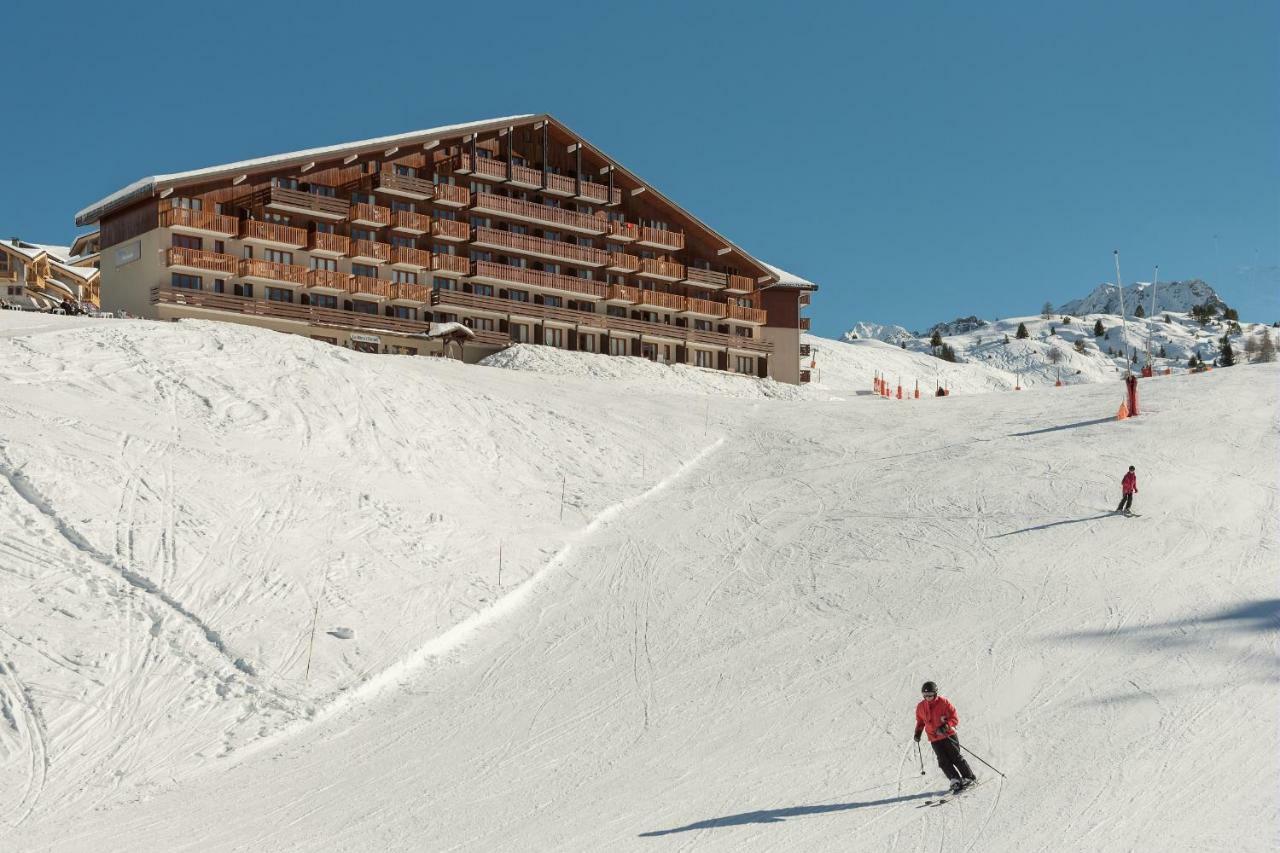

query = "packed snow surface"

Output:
[[1, 313, 1276, 852]]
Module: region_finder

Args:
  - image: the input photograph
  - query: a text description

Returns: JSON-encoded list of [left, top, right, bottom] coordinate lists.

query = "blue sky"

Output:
[[4, 1, 1276, 334]]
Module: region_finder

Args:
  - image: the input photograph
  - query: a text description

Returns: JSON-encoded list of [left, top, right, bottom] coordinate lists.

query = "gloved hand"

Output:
[[936, 725, 950, 736], [913, 731, 922, 743]]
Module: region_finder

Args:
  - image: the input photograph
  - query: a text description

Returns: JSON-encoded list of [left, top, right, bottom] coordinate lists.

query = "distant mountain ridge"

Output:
[[1058, 279, 1224, 317], [841, 322, 914, 345]]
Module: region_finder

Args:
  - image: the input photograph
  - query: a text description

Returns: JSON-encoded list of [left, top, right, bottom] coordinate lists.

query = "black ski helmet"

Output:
[[1128, 465, 1135, 471], [921, 681, 938, 695]]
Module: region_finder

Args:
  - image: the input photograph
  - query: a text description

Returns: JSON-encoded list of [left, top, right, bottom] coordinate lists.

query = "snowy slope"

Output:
[[2, 312, 1277, 852]]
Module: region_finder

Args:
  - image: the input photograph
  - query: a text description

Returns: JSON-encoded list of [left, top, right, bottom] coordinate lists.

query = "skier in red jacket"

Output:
[[1116, 465, 1138, 515], [914, 681, 975, 793]]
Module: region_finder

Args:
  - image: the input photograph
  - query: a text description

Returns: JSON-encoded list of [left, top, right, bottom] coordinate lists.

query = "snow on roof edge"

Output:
[[761, 262, 817, 290], [75, 114, 537, 225]]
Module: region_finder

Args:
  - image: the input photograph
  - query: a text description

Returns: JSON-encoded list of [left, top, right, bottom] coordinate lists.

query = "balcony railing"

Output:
[[684, 267, 729, 288], [392, 282, 433, 302], [433, 183, 471, 206], [309, 231, 349, 255], [637, 227, 685, 250], [576, 178, 621, 205], [240, 220, 307, 248], [635, 289, 687, 311], [471, 226, 607, 266], [471, 193, 607, 234], [724, 274, 756, 293], [452, 153, 508, 181], [349, 275, 394, 298], [265, 186, 349, 219], [800, 317, 811, 331], [390, 246, 433, 268], [431, 253, 470, 275], [306, 268, 351, 289], [349, 202, 391, 227], [800, 369, 812, 383], [725, 303, 768, 324], [348, 239, 391, 263], [607, 284, 640, 303], [239, 258, 309, 285], [683, 297, 726, 317], [160, 207, 238, 236], [431, 218, 470, 241], [165, 247, 239, 274], [638, 259, 686, 280], [607, 220, 640, 241], [606, 251, 640, 272], [374, 170, 435, 200], [390, 210, 431, 234], [470, 260, 608, 299]]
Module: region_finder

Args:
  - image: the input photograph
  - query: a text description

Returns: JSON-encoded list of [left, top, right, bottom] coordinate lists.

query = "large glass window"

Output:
[[265, 249, 293, 264], [171, 234, 202, 250], [352, 263, 378, 278], [265, 287, 293, 303], [310, 257, 337, 271], [392, 270, 418, 284], [432, 276, 455, 291], [171, 273, 202, 290], [310, 294, 337, 309]]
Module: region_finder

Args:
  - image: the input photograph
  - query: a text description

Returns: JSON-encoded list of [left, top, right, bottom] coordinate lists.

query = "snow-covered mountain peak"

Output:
[[1058, 279, 1224, 317]]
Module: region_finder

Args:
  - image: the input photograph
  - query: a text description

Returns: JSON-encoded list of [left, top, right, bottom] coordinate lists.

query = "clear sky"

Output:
[[4, 0, 1276, 334]]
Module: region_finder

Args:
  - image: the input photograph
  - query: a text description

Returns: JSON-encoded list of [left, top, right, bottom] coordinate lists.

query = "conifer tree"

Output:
[[1093, 319, 1105, 337], [1016, 322, 1029, 339], [1134, 304, 1145, 318], [1041, 301, 1054, 319], [1259, 333, 1277, 363], [930, 329, 943, 351], [1074, 338, 1087, 354], [1218, 334, 1236, 367]]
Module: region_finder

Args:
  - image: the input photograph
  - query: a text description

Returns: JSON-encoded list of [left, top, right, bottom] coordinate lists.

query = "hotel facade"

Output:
[[76, 115, 816, 381]]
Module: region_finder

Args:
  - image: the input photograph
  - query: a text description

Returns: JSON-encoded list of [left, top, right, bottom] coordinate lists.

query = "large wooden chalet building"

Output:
[[76, 115, 816, 382]]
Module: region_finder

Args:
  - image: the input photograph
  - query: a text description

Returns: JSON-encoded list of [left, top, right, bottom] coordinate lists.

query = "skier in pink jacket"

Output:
[[1116, 466, 1138, 514]]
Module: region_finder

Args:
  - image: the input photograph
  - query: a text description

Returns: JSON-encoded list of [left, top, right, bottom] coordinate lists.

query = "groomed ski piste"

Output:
[[1, 312, 1276, 852]]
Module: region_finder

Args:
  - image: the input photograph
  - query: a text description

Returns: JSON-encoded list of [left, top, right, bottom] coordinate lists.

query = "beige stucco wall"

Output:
[[761, 324, 800, 384], [101, 229, 165, 318]]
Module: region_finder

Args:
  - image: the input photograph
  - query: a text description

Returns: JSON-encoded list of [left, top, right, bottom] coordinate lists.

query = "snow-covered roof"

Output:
[[49, 258, 98, 281], [2, 240, 47, 262], [75, 114, 535, 226], [761, 262, 817, 290]]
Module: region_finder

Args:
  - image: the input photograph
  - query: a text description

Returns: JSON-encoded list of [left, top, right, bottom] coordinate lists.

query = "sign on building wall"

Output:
[[350, 333, 381, 344], [114, 241, 141, 267]]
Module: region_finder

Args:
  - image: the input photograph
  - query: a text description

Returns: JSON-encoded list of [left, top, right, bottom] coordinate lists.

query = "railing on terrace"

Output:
[[638, 227, 685, 250], [470, 260, 608, 299], [266, 186, 349, 218], [309, 232, 349, 254], [391, 210, 431, 233], [393, 283, 433, 302], [725, 303, 768, 324], [348, 239, 391, 263], [607, 252, 640, 271], [431, 218, 469, 240], [472, 226, 607, 266], [471, 193, 607, 233], [431, 253, 470, 275], [639, 259, 686, 280], [684, 267, 729, 287], [159, 207, 239, 235], [349, 202, 391, 227], [239, 258, 309, 285], [800, 317, 811, 331], [349, 275, 394, 298], [453, 153, 509, 181], [165, 247, 239, 275], [684, 297, 726, 317], [240, 220, 307, 247], [306, 268, 351, 289], [725, 274, 755, 293], [391, 246, 433, 268], [607, 284, 640, 303], [375, 170, 436, 198], [635, 289, 687, 311], [433, 183, 471, 206], [607, 220, 640, 240]]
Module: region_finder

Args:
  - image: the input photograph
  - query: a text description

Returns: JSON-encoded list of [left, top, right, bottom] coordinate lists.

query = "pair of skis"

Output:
[[920, 779, 981, 807]]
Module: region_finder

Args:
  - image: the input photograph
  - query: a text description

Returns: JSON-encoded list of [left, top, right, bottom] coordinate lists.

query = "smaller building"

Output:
[[0, 237, 102, 310]]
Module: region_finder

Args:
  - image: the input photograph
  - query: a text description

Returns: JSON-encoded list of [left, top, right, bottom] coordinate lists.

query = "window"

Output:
[[309, 184, 337, 197], [265, 249, 293, 264], [171, 273, 202, 290], [314, 222, 336, 234], [272, 177, 299, 190], [472, 284, 494, 297], [390, 235, 415, 248], [544, 327, 564, 348], [242, 246, 254, 259], [433, 276, 455, 291], [391, 270, 418, 284], [471, 317, 495, 331], [352, 300, 378, 315], [351, 228, 375, 242], [214, 240, 225, 253], [472, 250, 493, 263], [234, 283, 254, 297], [352, 263, 378, 278], [311, 335, 338, 345], [173, 197, 203, 210], [265, 287, 293, 303], [735, 327, 754, 338], [310, 294, 337, 308], [213, 279, 225, 293], [351, 192, 376, 205], [390, 305, 416, 319], [694, 319, 712, 331], [395, 164, 417, 177], [695, 350, 713, 368], [264, 213, 290, 224], [310, 257, 337, 271], [508, 289, 528, 302], [391, 200, 414, 213], [736, 356, 754, 374], [542, 295, 562, 308], [511, 324, 530, 342], [606, 305, 627, 318], [641, 342, 658, 361], [580, 333, 596, 353], [610, 337, 628, 356], [389, 345, 418, 355], [171, 234, 202, 250]]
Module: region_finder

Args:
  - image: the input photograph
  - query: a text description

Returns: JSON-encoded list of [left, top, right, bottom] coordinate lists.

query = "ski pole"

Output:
[[950, 737, 1007, 778], [916, 740, 925, 775]]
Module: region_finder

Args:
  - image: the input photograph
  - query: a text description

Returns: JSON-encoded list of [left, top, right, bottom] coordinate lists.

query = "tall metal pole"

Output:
[[1114, 250, 1129, 375], [1147, 264, 1159, 366]]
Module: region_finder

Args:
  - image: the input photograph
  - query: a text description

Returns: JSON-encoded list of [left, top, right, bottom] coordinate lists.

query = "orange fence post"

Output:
[[914, 380, 920, 399], [1117, 400, 1129, 420]]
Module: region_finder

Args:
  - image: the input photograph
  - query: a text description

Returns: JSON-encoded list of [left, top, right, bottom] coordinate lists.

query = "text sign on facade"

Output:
[[350, 333, 381, 344], [115, 241, 141, 267]]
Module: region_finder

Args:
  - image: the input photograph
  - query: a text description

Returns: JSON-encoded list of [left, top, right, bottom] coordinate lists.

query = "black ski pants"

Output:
[[930, 737, 974, 782], [1116, 493, 1134, 513]]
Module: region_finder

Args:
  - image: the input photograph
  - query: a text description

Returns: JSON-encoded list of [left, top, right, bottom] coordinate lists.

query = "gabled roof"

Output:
[[760, 262, 818, 291], [75, 115, 535, 226]]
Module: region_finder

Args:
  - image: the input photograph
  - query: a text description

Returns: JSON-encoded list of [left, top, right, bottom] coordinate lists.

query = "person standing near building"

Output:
[[1116, 465, 1138, 515], [914, 681, 976, 793]]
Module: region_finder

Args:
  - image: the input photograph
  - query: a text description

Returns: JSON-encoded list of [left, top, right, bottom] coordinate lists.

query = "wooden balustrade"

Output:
[[391, 246, 433, 268], [684, 267, 729, 287], [433, 183, 470, 206], [577, 179, 621, 205], [375, 170, 435, 199], [309, 231, 349, 255], [239, 258, 309, 285], [349, 202, 391, 227], [431, 218, 469, 241], [544, 172, 576, 194], [607, 219, 640, 241], [635, 289, 687, 311], [725, 303, 768, 324], [639, 258, 686, 280], [684, 297, 726, 317], [431, 253, 470, 275], [471, 193, 607, 233], [472, 226, 607, 266], [607, 251, 640, 271], [266, 186, 349, 218], [240, 220, 307, 247], [159, 207, 239, 236], [165, 247, 239, 275], [393, 283, 433, 302], [607, 284, 639, 303], [725, 274, 755, 293], [391, 210, 431, 233], [470, 260, 608, 299], [800, 317, 811, 331], [638, 226, 685, 250], [306, 268, 351, 289], [348, 239, 391, 263], [349, 275, 394, 298]]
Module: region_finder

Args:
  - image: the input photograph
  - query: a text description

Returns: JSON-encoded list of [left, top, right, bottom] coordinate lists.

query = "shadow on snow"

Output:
[[638, 790, 938, 837], [988, 513, 1115, 538]]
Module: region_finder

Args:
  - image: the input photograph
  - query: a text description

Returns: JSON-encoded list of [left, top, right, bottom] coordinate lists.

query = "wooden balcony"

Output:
[[506, 162, 545, 189], [684, 267, 729, 289], [265, 186, 348, 219], [239, 258, 309, 286], [635, 289, 687, 311], [606, 251, 640, 272], [165, 247, 238, 275], [159, 207, 238, 237], [800, 317, 811, 331], [543, 171, 576, 196], [799, 343, 812, 357], [390, 210, 431, 235], [683, 297, 727, 318], [471, 226, 607, 267], [607, 219, 639, 242], [392, 282, 433, 303], [471, 193, 607, 234], [433, 183, 470, 207], [576, 178, 621, 205], [374, 171, 435, 201], [308, 231, 349, 256], [390, 246, 433, 269], [306, 268, 351, 290], [349, 202, 391, 228], [607, 284, 640, 303], [348, 239, 391, 264], [240, 220, 307, 248], [348, 275, 394, 298], [800, 369, 811, 384], [451, 153, 508, 181], [799, 291, 811, 307], [638, 258, 685, 281], [724, 274, 756, 293], [637, 227, 685, 251], [725, 303, 768, 324], [431, 218, 469, 241], [469, 260, 608, 299], [430, 253, 470, 276]]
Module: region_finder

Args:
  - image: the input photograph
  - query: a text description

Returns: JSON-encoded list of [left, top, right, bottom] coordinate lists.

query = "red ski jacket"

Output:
[[915, 696, 959, 743], [1122, 472, 1138, 494]]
